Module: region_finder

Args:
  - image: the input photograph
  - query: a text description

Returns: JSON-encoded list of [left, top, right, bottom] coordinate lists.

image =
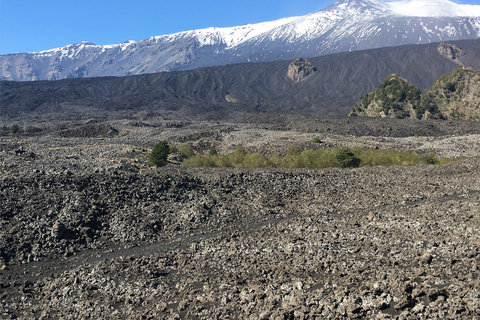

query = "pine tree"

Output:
[[149, 141, 170, 167]]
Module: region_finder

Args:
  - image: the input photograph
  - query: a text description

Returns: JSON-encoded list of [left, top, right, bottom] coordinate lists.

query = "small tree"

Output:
[[150, 141, 170, 167], [336, 148, 361, 168], [10, 124, 19, 134]]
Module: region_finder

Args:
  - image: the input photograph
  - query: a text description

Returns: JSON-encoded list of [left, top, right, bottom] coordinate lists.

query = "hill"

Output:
[[349, 66, 480, 121], [2, 39, 480, 121], [423, 67, 480, 120]]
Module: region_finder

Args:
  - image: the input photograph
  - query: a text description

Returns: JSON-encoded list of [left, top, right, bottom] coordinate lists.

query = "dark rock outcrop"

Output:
[[287, 58, 315, 82], [438, 42, 466, 66]]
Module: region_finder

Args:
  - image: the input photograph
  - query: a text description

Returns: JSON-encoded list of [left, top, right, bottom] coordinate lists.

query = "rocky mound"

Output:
[[423, 67, 480, 121], [437, 42, 466, 66], [350, 67, 480, 121], [349, 74, 425, 119], [287, 58, 315, 82]]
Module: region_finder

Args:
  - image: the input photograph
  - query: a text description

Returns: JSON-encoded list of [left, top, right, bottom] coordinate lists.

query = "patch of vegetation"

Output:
[[421, 67, 480, 120], [311, 136, 322, 143], [149, 141, 171, 167], [415, 94, 444, 119], [418, 67, 468, 119], [178, 144, 195, 158], [10, 124, 19, 134], [182, 146, 464, 169]]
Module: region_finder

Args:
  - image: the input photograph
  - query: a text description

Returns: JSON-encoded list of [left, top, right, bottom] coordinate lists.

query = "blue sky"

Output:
[[1, 0, 478, 54]]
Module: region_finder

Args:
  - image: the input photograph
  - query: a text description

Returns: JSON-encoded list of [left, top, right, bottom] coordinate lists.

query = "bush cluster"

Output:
[[149, 141, 200, 167], [182, 146, 460, 169]]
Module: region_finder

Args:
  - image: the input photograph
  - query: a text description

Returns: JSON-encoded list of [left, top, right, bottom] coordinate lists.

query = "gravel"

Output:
[[1, 117, 479, 319]]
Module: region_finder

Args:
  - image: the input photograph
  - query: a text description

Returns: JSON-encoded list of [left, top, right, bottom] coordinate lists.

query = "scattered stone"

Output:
[[1, 117, 479, 319]]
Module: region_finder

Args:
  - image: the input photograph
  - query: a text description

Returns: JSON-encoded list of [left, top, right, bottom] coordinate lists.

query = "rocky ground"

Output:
[[1, 116, 479, 319]]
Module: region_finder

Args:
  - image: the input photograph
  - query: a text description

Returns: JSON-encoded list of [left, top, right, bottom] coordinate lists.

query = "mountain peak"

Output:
[[75, 41, 96, 46], [326, 0, 385, 13], [327, 0, 480, 17], [329, 0, 379, 6], [386, 0, 480, 17]]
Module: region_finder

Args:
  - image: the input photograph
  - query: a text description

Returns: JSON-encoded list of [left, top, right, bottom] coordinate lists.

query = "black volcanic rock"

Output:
[[1, 119, 480, 319]]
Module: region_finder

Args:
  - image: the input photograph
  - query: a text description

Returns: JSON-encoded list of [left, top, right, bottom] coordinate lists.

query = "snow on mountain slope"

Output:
[[387, 0, 480, 17], [2, 0, 480, 81], [33, 16, 298, 57]]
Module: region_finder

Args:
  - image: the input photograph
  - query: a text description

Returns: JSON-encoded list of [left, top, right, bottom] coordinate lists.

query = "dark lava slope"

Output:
[[2, 39, 480, 120]]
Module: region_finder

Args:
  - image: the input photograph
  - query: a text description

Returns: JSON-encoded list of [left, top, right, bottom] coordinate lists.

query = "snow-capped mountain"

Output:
[[2, 0, 480, 81]]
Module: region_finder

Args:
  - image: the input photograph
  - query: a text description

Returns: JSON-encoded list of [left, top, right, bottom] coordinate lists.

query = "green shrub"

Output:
[[335, 148, 361, 168], [230, 146, 247, 166], [286, 145, 302, 156], [150, 141, 170, 167], [183, 155, 215, 167], [266, 151, 282, 168], [181, 146, 463, 169], [178, 144, 195, 158], [234, 145, 246, 155], [421, 152, 439, 165], [10, 124, 19, 134], [243, 153, 269, 167], [311, 136, 322, 143]]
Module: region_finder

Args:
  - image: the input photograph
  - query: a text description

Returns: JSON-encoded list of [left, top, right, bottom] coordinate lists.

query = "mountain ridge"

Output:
[[2, 0, 480, 81], [3, 38, 480, 121]]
